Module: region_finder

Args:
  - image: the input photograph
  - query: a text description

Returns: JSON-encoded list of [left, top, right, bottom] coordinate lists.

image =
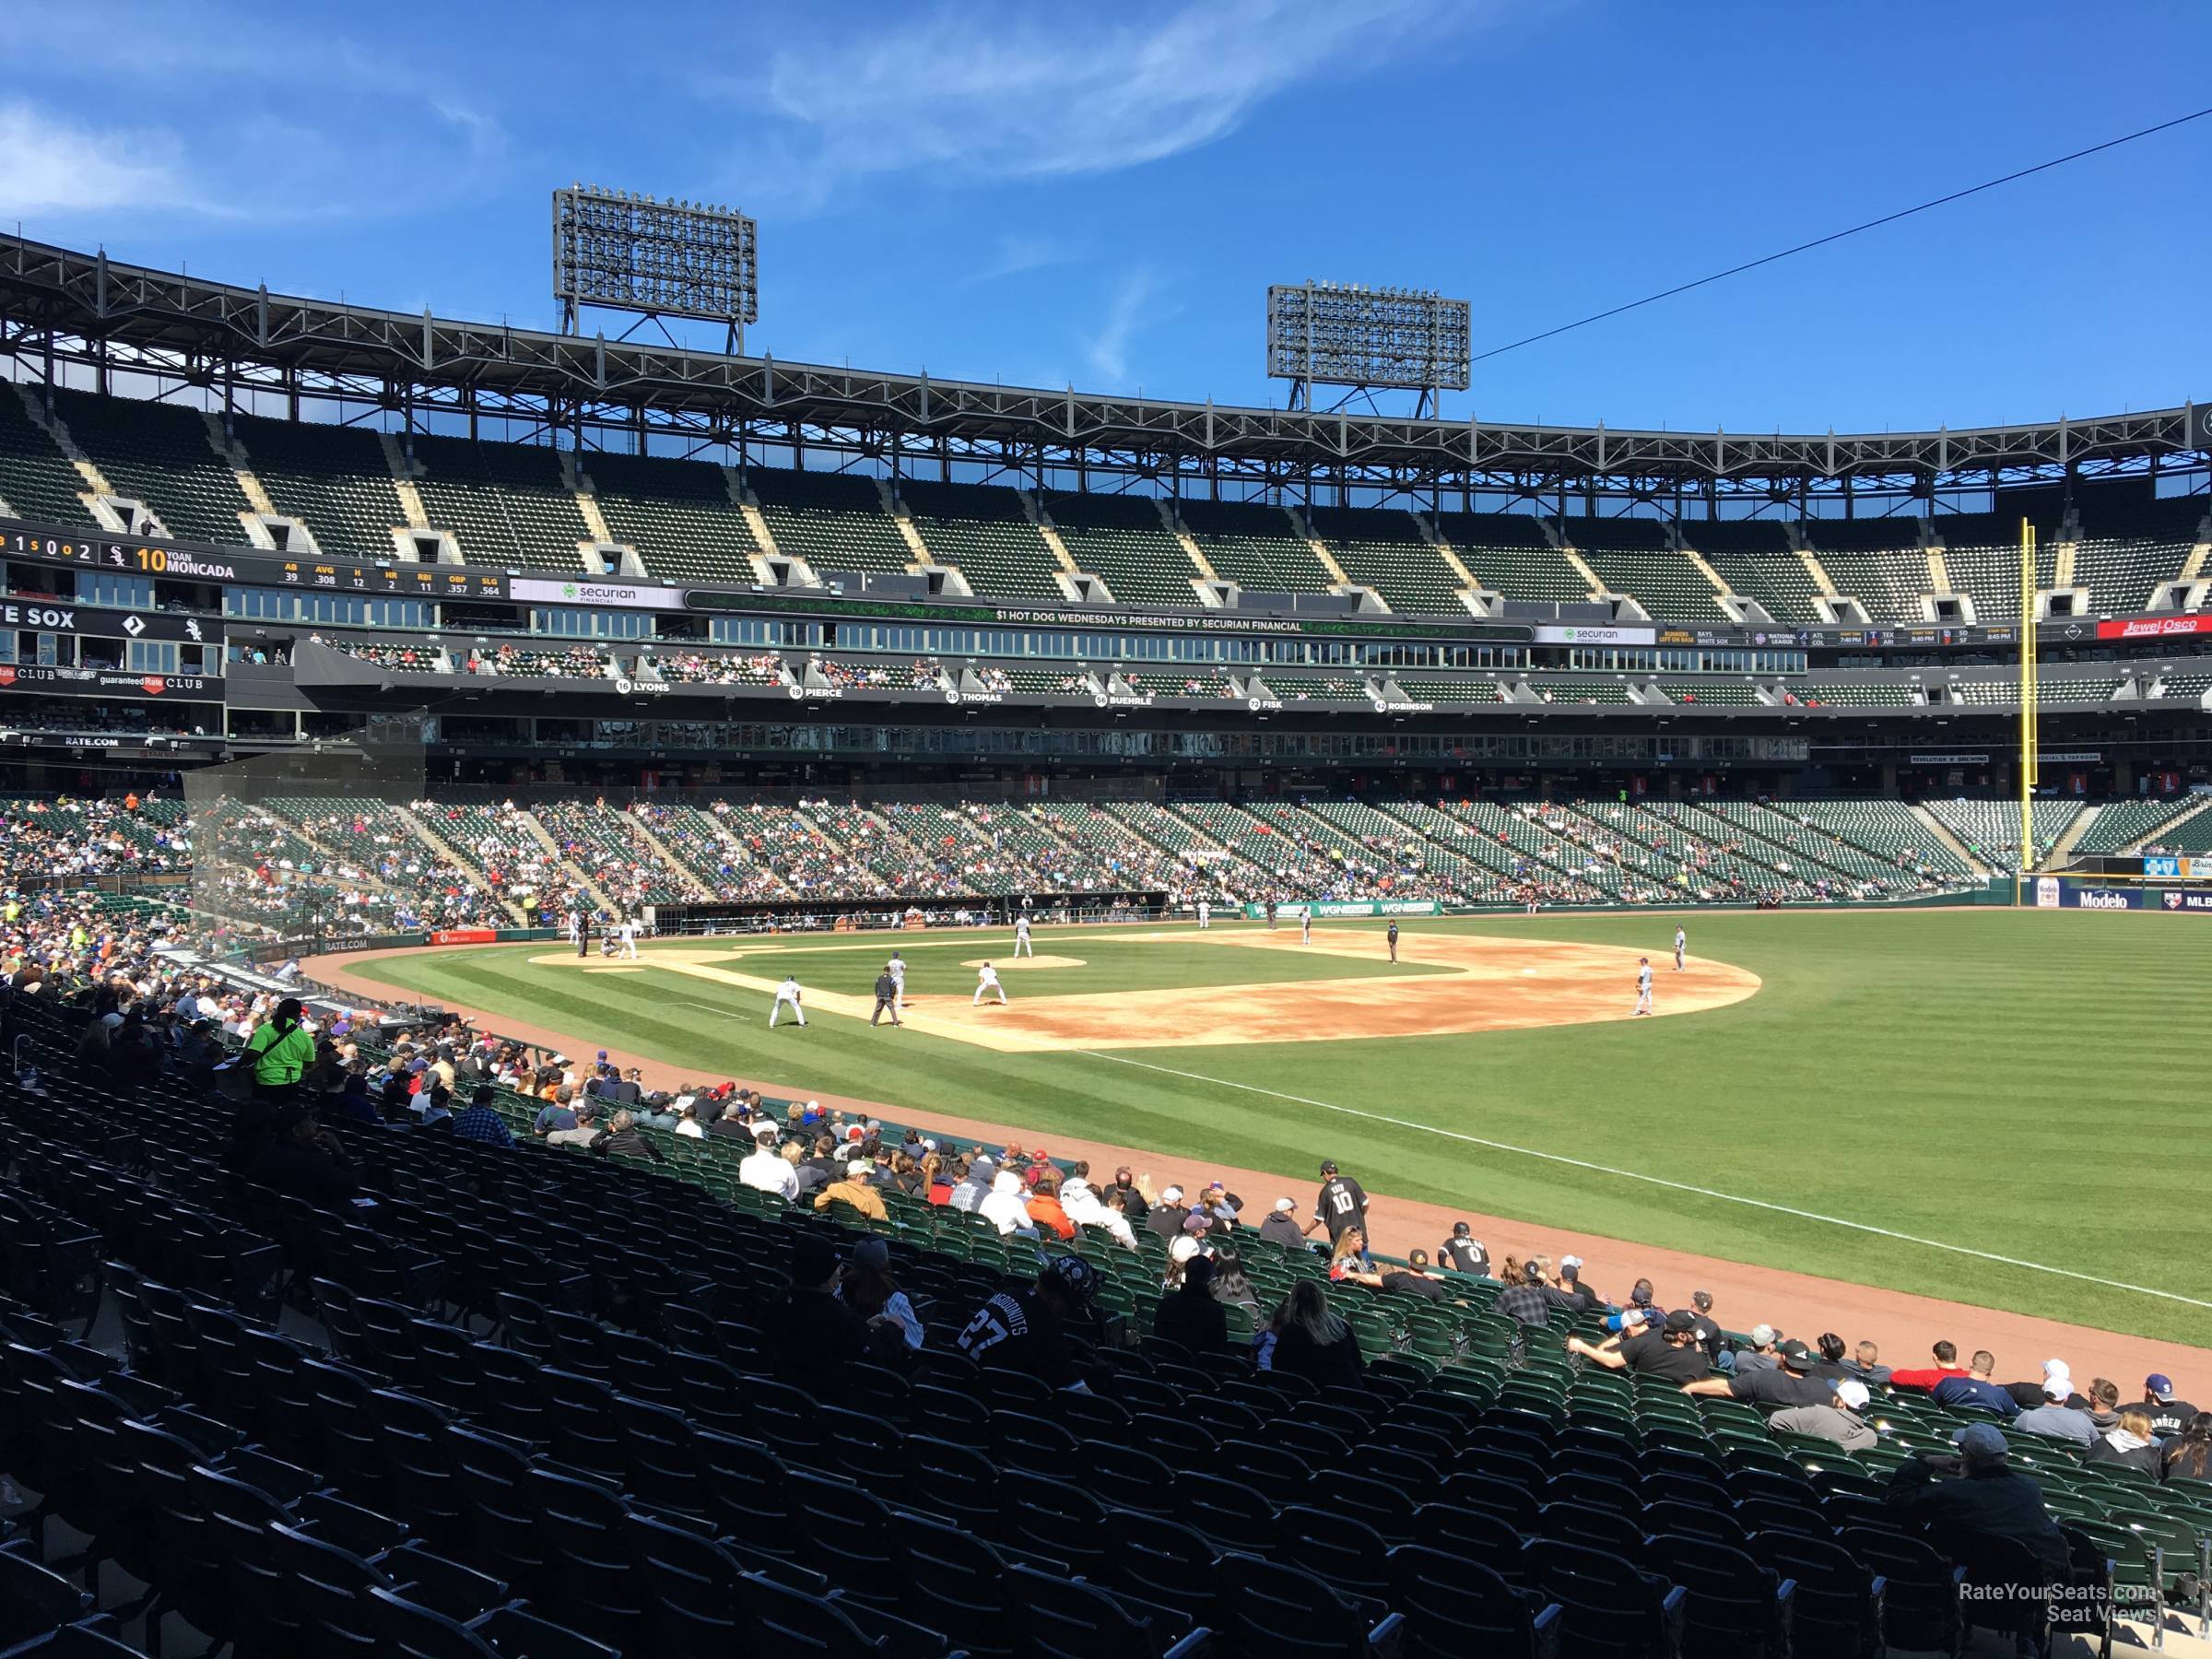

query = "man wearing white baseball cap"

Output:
[[1258, 1198, 1309, 1250], [1733, 1324, 1784, 1377], [1768, 1376, 1879, 1451], [2012, 1377, 2098, 1448]]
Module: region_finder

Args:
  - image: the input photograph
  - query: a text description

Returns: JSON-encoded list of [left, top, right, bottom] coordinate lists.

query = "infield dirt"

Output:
[[516, 927, 1761, 1053]]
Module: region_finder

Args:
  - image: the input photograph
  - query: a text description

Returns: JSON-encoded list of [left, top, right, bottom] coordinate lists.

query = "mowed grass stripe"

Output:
[[347, 910, 2212, 1347]]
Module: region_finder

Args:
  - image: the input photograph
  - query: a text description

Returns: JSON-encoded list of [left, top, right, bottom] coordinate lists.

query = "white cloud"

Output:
[[956, 233, 1077, 288], [726, 0, 1465, 206], [0, 103, 203, 218], [1085, 270, 1163, 382]]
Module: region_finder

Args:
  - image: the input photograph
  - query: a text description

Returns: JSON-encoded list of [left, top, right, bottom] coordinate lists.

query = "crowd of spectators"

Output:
[[646, 650, 786, 687], [0, 794, 187, 877], [464, 643, 609, 679], [810, 655, 944, 691], [312, 635, 442, 673], [0, 789, 1990, 944], [6, 902, 2204, 1657]]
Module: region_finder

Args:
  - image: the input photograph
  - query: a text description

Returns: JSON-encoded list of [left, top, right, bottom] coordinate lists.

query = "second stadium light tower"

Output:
[[1265, 280, 1472, 418], [553, 184, 759, 353]]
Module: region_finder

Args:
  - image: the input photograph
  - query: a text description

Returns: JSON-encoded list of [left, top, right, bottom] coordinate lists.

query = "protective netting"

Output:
[[180, 741, 429, 955]]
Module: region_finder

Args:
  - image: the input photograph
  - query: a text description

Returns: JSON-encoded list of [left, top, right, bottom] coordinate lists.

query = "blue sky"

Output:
[[2, 0, 2206, 434]]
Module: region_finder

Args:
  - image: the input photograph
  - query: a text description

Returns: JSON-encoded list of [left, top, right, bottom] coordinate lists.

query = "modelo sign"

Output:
[[2068, 888, 2138, 911]]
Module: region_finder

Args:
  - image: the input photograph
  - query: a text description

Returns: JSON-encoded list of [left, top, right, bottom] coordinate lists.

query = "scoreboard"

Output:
[[0, 522, 508, 601]]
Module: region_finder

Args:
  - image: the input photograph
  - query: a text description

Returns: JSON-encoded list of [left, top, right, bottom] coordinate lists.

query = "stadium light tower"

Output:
[[1265, 280, 1471, 418], [552, 184, 759, 353]]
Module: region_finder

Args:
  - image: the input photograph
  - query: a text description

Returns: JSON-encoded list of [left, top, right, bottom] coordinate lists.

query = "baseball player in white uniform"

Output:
[[887, 949, 907, 1015], [1014, 913, 1034, 958], [770, 973, 806, 1028], [1196, 898, 1211, 930], [1300, 907, 1312, 946], [1673, 925, 1687, 972], [972, 961, 1007, 1006], [618, 917, 640, 959], [1633, 957, 1653, 1017]]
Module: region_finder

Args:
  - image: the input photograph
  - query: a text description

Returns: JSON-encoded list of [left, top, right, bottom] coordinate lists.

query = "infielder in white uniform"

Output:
[[770, 973, 807, 1028], [1014, 914, 1034, 958], [1633, 957, 1653, 1017], [887, 949, 906, 1015], [618, 918, 640, 959], [1300, 907, 1312, 946], [1196, 899, 1211, 930], [1673, 925, 1687, 972], [972, 961, 1007, 1006]]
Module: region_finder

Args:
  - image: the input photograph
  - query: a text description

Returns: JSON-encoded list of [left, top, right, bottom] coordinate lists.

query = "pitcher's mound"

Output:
[[961, 955, 1087, 970]]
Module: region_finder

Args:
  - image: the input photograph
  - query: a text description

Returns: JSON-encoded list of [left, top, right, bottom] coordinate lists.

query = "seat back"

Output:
[[1387, 1545, 1557, 1659]]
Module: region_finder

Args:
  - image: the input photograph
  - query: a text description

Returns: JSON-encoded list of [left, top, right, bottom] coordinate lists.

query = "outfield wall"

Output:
[[2029, 876, 2212, 912]]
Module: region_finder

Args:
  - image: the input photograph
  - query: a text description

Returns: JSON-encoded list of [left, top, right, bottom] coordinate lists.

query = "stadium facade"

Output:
[[0, 233, 2206, 807]]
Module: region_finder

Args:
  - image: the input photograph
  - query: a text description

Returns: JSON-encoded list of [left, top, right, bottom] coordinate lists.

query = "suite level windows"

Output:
[[82, 573, 157, 609], [1564, 645, 1806, 674], [709, 618, 826, 649], [125, 640, 221, 675], [535, 606, 655, 640], [225, 588, 432, 628]]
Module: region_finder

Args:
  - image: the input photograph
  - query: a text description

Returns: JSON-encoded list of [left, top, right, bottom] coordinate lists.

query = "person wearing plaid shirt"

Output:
[[1497, 1259, 1585, 1329], [450, 1084, 513, 1147]]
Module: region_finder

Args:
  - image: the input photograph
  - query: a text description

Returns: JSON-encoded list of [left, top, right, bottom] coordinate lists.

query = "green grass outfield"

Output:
[[346, 910, 2212, 1348]]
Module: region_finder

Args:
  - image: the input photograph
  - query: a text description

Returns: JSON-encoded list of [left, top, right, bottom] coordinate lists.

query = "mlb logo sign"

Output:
[[2166, 892, 2184, 911]]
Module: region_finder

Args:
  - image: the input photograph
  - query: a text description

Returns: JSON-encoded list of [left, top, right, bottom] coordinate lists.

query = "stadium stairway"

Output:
[[2133, 793, 2212, 852], [515, 808, 620, 916], [1910, 807, 1990, 877], [398, 811, 528, 924], [618, 809, 717, 901], [2046, 808, 2100, 867], [1659, 800, 1835, 890]]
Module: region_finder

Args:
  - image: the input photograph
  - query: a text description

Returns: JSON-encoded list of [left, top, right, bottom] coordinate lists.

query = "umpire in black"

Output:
[[871, 966, 901, 1027]]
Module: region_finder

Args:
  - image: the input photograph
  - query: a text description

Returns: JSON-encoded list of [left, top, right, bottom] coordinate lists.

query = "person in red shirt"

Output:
[[1888, 1339, 1973, 1392]]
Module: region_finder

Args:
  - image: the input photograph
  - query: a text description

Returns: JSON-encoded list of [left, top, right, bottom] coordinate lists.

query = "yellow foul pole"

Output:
[[2017, 519, 2038, 904]]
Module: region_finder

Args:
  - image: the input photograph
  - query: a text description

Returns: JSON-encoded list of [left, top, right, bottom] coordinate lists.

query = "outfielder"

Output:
[[1673, 924, 1687, 972], [972, 961, 1007, 1006], [1386, 920, 1400, 962], [887, 948, 907, 1014], [1196, 898, 1211, 930], [1633, 956, 1653, 1017], [770, 973, 807, 1028], [1014, 912, 1034, 958], [1300, 907, 1312, 946]]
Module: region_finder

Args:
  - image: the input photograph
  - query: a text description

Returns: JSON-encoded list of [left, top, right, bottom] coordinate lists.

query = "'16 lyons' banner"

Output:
[[1241, 900, 1441, 920]]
